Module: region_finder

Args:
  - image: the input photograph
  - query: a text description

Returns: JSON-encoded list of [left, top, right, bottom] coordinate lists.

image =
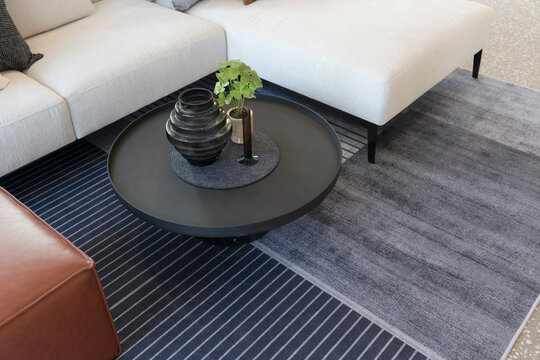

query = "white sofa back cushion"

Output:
[[5, 0, 95, 39]]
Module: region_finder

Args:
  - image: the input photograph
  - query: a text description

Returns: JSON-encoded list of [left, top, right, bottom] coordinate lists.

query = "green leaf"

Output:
[[233, 81, 246, 91], [229, 60, 242, 68], [216, 71, 229, 84], [229, 67, 240, 81], [242, 88, 255, 99], [214, 82, 227, 94], [230, 89, 242, 100], [251, 73, 263, 88], [215, 92, 225, 106], [219, 59, 238, 68]]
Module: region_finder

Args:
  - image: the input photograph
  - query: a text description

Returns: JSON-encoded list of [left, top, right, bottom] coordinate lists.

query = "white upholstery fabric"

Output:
[[188, 0, 494, 125], [0, 75, 9, 90], [92, 0, 155, 2], [25, 0, 226, 138], [5, 0, 95, 39], [0, 71, 75, 176]]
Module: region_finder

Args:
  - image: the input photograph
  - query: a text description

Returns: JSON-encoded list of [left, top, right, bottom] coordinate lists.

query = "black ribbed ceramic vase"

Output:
[[166, 88, 231, 166]]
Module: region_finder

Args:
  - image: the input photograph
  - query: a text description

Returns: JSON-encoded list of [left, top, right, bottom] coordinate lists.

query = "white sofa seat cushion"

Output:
[[0, 71, 75, 176], [188, 0, 493, 126], [25, 0, 226, 138]]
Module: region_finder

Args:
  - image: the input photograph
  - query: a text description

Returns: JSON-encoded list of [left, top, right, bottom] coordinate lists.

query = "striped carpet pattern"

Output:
[[0, 77, 426, 360]]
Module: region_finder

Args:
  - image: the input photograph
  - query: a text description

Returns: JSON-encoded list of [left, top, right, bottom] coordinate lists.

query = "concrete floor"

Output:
[[506, 303, 540, 360], [462, 0, 540, 90]]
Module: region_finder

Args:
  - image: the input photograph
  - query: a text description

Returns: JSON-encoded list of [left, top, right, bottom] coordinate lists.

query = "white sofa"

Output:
[[1, 0, 226, 176], [187, 0, 493, 162], [0, 0, 493, 176]]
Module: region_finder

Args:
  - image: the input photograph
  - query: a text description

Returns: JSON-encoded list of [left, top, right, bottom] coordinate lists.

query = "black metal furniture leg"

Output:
[[472, 50, 482, 79], [368, 125, 378, 164]]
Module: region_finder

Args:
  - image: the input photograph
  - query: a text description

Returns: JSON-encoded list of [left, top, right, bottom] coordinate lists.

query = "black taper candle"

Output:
[[238, 107, 259, 166], [242, 108, 252, 159]]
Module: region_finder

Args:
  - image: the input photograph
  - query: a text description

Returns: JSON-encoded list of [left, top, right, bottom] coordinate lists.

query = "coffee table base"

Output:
[[200, 232, 267, 246]]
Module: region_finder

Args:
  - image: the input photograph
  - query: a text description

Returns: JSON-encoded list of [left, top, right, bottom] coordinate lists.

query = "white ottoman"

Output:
[[187, 0, 494, 162]]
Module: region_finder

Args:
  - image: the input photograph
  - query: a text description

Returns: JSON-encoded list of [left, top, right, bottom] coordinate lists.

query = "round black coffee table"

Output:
[[108, 94, 341, 244]]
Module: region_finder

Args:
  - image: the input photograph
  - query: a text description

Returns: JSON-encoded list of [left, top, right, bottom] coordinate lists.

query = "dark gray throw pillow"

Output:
[[0, 0, 43, 72]]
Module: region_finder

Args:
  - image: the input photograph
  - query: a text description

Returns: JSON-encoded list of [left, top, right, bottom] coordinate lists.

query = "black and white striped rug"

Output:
[[0, 77, 428, 360]]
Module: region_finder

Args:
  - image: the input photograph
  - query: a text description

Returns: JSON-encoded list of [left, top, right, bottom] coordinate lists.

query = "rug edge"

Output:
[[457, 67, 540, 94], [500, 294, 540, 360], [253, 241, 445, 360]]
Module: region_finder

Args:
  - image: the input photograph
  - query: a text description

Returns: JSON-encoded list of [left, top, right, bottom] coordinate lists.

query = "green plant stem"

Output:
[[231, 97, 244, 118], [237, 97, 245, 117]]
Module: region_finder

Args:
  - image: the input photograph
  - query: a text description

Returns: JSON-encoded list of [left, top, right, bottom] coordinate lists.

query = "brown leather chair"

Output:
[[0, 187, 121, 360]]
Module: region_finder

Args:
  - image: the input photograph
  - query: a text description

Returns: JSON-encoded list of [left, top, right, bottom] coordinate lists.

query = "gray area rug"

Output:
[[255, 69, 540, 360]]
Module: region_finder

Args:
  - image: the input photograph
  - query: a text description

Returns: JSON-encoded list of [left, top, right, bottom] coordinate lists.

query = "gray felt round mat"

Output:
[[169, 131, 280, 189]]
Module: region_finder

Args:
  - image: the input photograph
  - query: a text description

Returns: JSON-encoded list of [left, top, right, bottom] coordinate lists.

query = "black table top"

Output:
[[108, 94, 342, 238]]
